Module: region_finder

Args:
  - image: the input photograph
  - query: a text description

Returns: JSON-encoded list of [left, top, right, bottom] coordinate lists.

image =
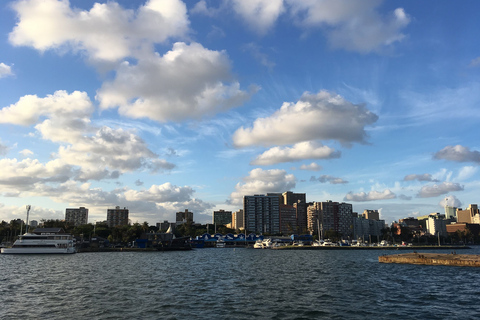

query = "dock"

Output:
[[379, 252, 480, 267]]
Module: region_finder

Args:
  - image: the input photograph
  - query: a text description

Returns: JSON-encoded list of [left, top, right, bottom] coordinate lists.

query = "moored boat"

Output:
[[1, 228, 76, 254]]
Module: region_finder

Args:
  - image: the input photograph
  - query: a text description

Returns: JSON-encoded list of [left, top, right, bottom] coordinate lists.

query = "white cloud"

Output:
[[0, 158, 73, 193], [1, 91, 175, 182], [299, 162, 322, 171], [439, 195, 462, 208], [97, 42, 254, 122], [9, 0, 189, 63], [231, 0, 285, 34], [124, 183, 195, 203], [56, 126, 175, 180], [233, 90, 378, 147], [251, 141, 340, 165], [287, 1, 410, 53], [19, 149, 33, 157], [456, 166, 478, 181], [190, 0, 223, 17], [416, 182, 464, 198], [0, 90, 92, 127], [311, 175, 348, 184], [434, 145, 480, 164], [0, 63, 13, 78], [344, 189, 396, 202], [228, 168, 296, 205]]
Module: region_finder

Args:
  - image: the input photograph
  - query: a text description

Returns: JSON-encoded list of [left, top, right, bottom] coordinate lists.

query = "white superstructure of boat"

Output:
[[1, 228, 76, 254]]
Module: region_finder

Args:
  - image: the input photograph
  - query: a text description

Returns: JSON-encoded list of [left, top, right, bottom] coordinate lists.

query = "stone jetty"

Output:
[[379, 252, 480, 267]]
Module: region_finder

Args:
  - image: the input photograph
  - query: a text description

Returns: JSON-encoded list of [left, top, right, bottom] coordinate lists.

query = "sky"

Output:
[[1, 0, 480, 226]]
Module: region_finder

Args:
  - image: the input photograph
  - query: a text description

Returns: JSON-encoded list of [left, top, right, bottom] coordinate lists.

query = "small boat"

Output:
[[1, 228, 76, 254], [312, 240, 324, 247], [322, 239, 336, 246]]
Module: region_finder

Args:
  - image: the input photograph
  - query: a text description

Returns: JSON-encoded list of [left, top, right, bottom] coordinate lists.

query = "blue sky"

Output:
[[1, 0, 480, 225]]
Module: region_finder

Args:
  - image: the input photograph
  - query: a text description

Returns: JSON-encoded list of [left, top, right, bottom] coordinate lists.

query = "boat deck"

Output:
[[379, 252, 480, 267]]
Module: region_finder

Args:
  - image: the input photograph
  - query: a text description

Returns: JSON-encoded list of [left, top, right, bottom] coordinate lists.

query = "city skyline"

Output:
[[1, 0, 480, 225]]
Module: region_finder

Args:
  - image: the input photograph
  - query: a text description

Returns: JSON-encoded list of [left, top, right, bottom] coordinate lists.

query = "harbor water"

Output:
[[1, 247, 480, 319]]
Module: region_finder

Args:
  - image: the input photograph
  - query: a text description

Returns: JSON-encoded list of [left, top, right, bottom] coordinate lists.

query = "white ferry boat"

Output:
[[1, 228, 76, 254]]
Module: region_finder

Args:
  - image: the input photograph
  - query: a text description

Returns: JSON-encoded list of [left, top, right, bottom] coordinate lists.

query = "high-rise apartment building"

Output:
[[107, 206, 129, 228], [65, 207, 89, 226], [307, 201, 353, 238], [213, 209, 232, 226], [243, 194, 280, 234], [176, 209, 193, 224], [232, 209, 244, 230], [282, 191, 307, 234], [363, 209, 380, 221], [280, 204, 297, 234]]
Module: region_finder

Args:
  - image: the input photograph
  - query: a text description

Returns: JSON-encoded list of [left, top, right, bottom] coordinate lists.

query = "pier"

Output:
[[379, 252, 480, 267]]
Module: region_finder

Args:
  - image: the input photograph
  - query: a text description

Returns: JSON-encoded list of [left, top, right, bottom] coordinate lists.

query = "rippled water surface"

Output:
[[2, 247, 480, 319]]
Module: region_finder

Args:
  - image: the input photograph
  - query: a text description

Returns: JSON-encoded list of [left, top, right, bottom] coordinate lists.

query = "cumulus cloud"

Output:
[[299, 162, 322, 171], [439, 195, 462, 208], [403, 173, 438, 182], [0, 63, 13, 78], [251, 141, 340, 165], [398, 194, 412, 201], [233, 90, 378, 148], [287, 1, 410, 53], [310, 175, 348, 184], [124, 183, 195, 203], [0, 158, 73, 192], [97, 42, 254, 122], [0, 91, 175, 182], [228, 168, 296, 205], [344, 189, 396, 202], [434, 145, 480, 164], [416, 182, 464, 198], [231, 0, 285, 34], [0, 90, 92, 127], [9, 0, 189, 63]]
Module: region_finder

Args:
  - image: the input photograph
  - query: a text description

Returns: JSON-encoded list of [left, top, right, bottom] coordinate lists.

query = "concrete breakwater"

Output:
[[379, 252, 480, 267]]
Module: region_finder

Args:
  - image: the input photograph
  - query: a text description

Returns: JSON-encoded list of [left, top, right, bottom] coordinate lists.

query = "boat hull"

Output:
[[1, 247, 76, 254]]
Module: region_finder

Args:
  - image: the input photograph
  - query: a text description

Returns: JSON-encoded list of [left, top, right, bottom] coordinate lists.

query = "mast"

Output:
[[25, 205, 31, 233]]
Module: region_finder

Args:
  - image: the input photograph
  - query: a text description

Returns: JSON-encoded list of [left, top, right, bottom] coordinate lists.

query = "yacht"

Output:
[[253, 239, 264, 249], [1, 228, 76, 254]]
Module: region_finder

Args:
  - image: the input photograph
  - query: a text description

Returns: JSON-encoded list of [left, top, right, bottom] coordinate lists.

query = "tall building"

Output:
[[243, 194, 280, 234], [457, 204, 479, 224], [65, 207, 89, 226], [445, 206, 457, 220], [362, 209, 379, 221], [176, 209, 193, 224], [307, 201, 353, 238], [280, 204, 297, 235], [353, 216, 385, 242], [426, 215, 447, 236], [232, 209, 244, 230], [213, 209, 232, 226], [283, 191, 307, 234], [107, 206, 129, 228]]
